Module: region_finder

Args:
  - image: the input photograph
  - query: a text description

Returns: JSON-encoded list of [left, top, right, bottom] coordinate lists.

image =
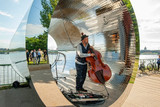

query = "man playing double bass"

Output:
[[75, 34, 95, 92]]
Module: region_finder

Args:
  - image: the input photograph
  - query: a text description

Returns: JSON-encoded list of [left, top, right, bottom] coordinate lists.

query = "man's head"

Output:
[[81, 34, 88, 45]]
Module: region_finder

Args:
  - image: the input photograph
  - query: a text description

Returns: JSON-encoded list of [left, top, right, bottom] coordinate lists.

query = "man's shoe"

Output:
[[76, 89, 81, 93], [80, 88, 87, 92]]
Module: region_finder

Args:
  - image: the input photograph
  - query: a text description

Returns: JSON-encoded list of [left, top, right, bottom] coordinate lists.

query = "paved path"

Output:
[[110, 73, 160, 107], [29, 64, 160, 107], [29, 64, 73, 107], [122, 75, 160, 107], [110, 83, 133, 107], [0, 84, 45, 107]]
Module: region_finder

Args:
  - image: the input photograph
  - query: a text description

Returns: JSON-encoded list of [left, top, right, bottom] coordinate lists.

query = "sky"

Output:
[[130, 0, 160, 50], [0, 0, 160, 50], [0, 0, 33, 48]]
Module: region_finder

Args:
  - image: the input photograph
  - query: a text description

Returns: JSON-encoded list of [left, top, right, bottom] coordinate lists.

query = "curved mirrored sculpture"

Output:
[[48, 0, 136, 106], [24, 0, 72, 106], [26, 0, 47, 52], [9, 11, 30, 80], [0, 0, 138, 107], [0, 1, 46, 106]]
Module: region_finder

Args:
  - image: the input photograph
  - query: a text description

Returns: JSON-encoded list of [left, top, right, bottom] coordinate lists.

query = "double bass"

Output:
[[86, 48, 112, 84]]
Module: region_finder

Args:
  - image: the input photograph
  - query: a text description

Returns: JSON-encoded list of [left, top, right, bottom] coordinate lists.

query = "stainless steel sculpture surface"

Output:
[[0, 0, 137, 107], [49, 0, 136, 106]]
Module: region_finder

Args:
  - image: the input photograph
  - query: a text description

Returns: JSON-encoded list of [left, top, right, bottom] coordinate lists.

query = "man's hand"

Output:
[[90, 46, 94, 50], [90, 53, 95, 57]]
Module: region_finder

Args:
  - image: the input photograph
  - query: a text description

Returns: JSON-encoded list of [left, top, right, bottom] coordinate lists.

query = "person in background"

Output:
[[157, 55, 160, 71], [30, 50, 33, 61], [26, 50, 29, 64], [40, 49, 44, 61], [37, 48, 41, 64], [44, 50, 48, 61], [32, 49, 37, 64]]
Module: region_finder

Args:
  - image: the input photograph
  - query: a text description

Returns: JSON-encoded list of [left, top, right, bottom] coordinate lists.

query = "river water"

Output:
[[0, 52, 28, 85]]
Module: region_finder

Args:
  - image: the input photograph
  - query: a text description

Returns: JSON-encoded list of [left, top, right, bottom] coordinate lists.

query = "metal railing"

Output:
[[51, 52, 66, 73], [50, 52, 66, 80], [0, 64, 26, 86]]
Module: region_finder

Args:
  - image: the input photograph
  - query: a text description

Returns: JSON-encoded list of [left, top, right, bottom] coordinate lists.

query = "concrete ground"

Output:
[[29, 64, 73, 107], [0, 82, 45, 107], [29, 65, 160, 107], [2, 64, 159, 107], [52, 61, 128, 107], [110, 71, 160, 107], [110, 83, 133, 107]]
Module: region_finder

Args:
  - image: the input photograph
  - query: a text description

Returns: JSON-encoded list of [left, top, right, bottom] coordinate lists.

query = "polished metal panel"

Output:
[[49, 19, 81, 50], [49, 0, 136, 106], [9, 11, 30, 82], [0, 0, 136, 106], [0, 0, 48, 106], [50, 0, 125, 51]]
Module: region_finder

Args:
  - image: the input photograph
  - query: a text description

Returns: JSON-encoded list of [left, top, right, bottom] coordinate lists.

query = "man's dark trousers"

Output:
[[75, 63, 87, 90]]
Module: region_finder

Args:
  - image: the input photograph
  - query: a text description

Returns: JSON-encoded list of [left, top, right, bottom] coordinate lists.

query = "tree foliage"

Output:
[[26, 31, 48, 51], [122, 0, 140, 54], [40, 0, 59, 29], [26, 0, 59, 51]]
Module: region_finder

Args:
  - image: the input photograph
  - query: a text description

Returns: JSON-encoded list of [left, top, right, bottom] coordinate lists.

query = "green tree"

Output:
[[37, 31, 48, 50], [40, 0, 59, 29], [26, 31, 48, 51], [26, 0, 58, 52]]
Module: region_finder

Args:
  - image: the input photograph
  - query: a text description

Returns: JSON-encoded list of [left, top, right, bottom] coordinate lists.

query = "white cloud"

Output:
[[130, 0, 160, 50], [21, 25, 26, 31], [139, 18, 160, 33], [26, 24, 46, 37], [0, 10, 14, 18], [0, 40, 11, 48], [14, 31, 21, 36], [0, 26, 16, 33], [13, 0, 20, 3], [21, 20, 27, 24]]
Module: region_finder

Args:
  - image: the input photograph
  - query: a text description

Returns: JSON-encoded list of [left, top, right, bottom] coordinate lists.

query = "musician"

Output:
[[75, 34, 95, 92]]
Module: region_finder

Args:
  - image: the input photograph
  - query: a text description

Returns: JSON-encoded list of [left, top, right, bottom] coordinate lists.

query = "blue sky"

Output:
[[0, 0, 33, 48], [0, 0, 160, 50]]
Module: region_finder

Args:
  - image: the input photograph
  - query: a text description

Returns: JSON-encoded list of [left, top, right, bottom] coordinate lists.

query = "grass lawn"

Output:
[[0, 85, 12, 90], [0, 82, 29, 90], [129, 55, 139, 84], [27, 57, 48, 65]]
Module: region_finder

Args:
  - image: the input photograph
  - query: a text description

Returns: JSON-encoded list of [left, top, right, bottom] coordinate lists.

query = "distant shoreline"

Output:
[[140, 49, 160, 55]]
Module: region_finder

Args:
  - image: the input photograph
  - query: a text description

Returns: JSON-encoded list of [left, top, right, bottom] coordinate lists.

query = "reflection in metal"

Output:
[[49, 19, 81, 50], [0, 0, 47, 106], [51, 52, 66, 77], [49, 0, 136, 106], [4, 10, 31, 85], [0, 64, 26, 85], [0, 0, 137, 106], [17, 0, 72, 106]]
